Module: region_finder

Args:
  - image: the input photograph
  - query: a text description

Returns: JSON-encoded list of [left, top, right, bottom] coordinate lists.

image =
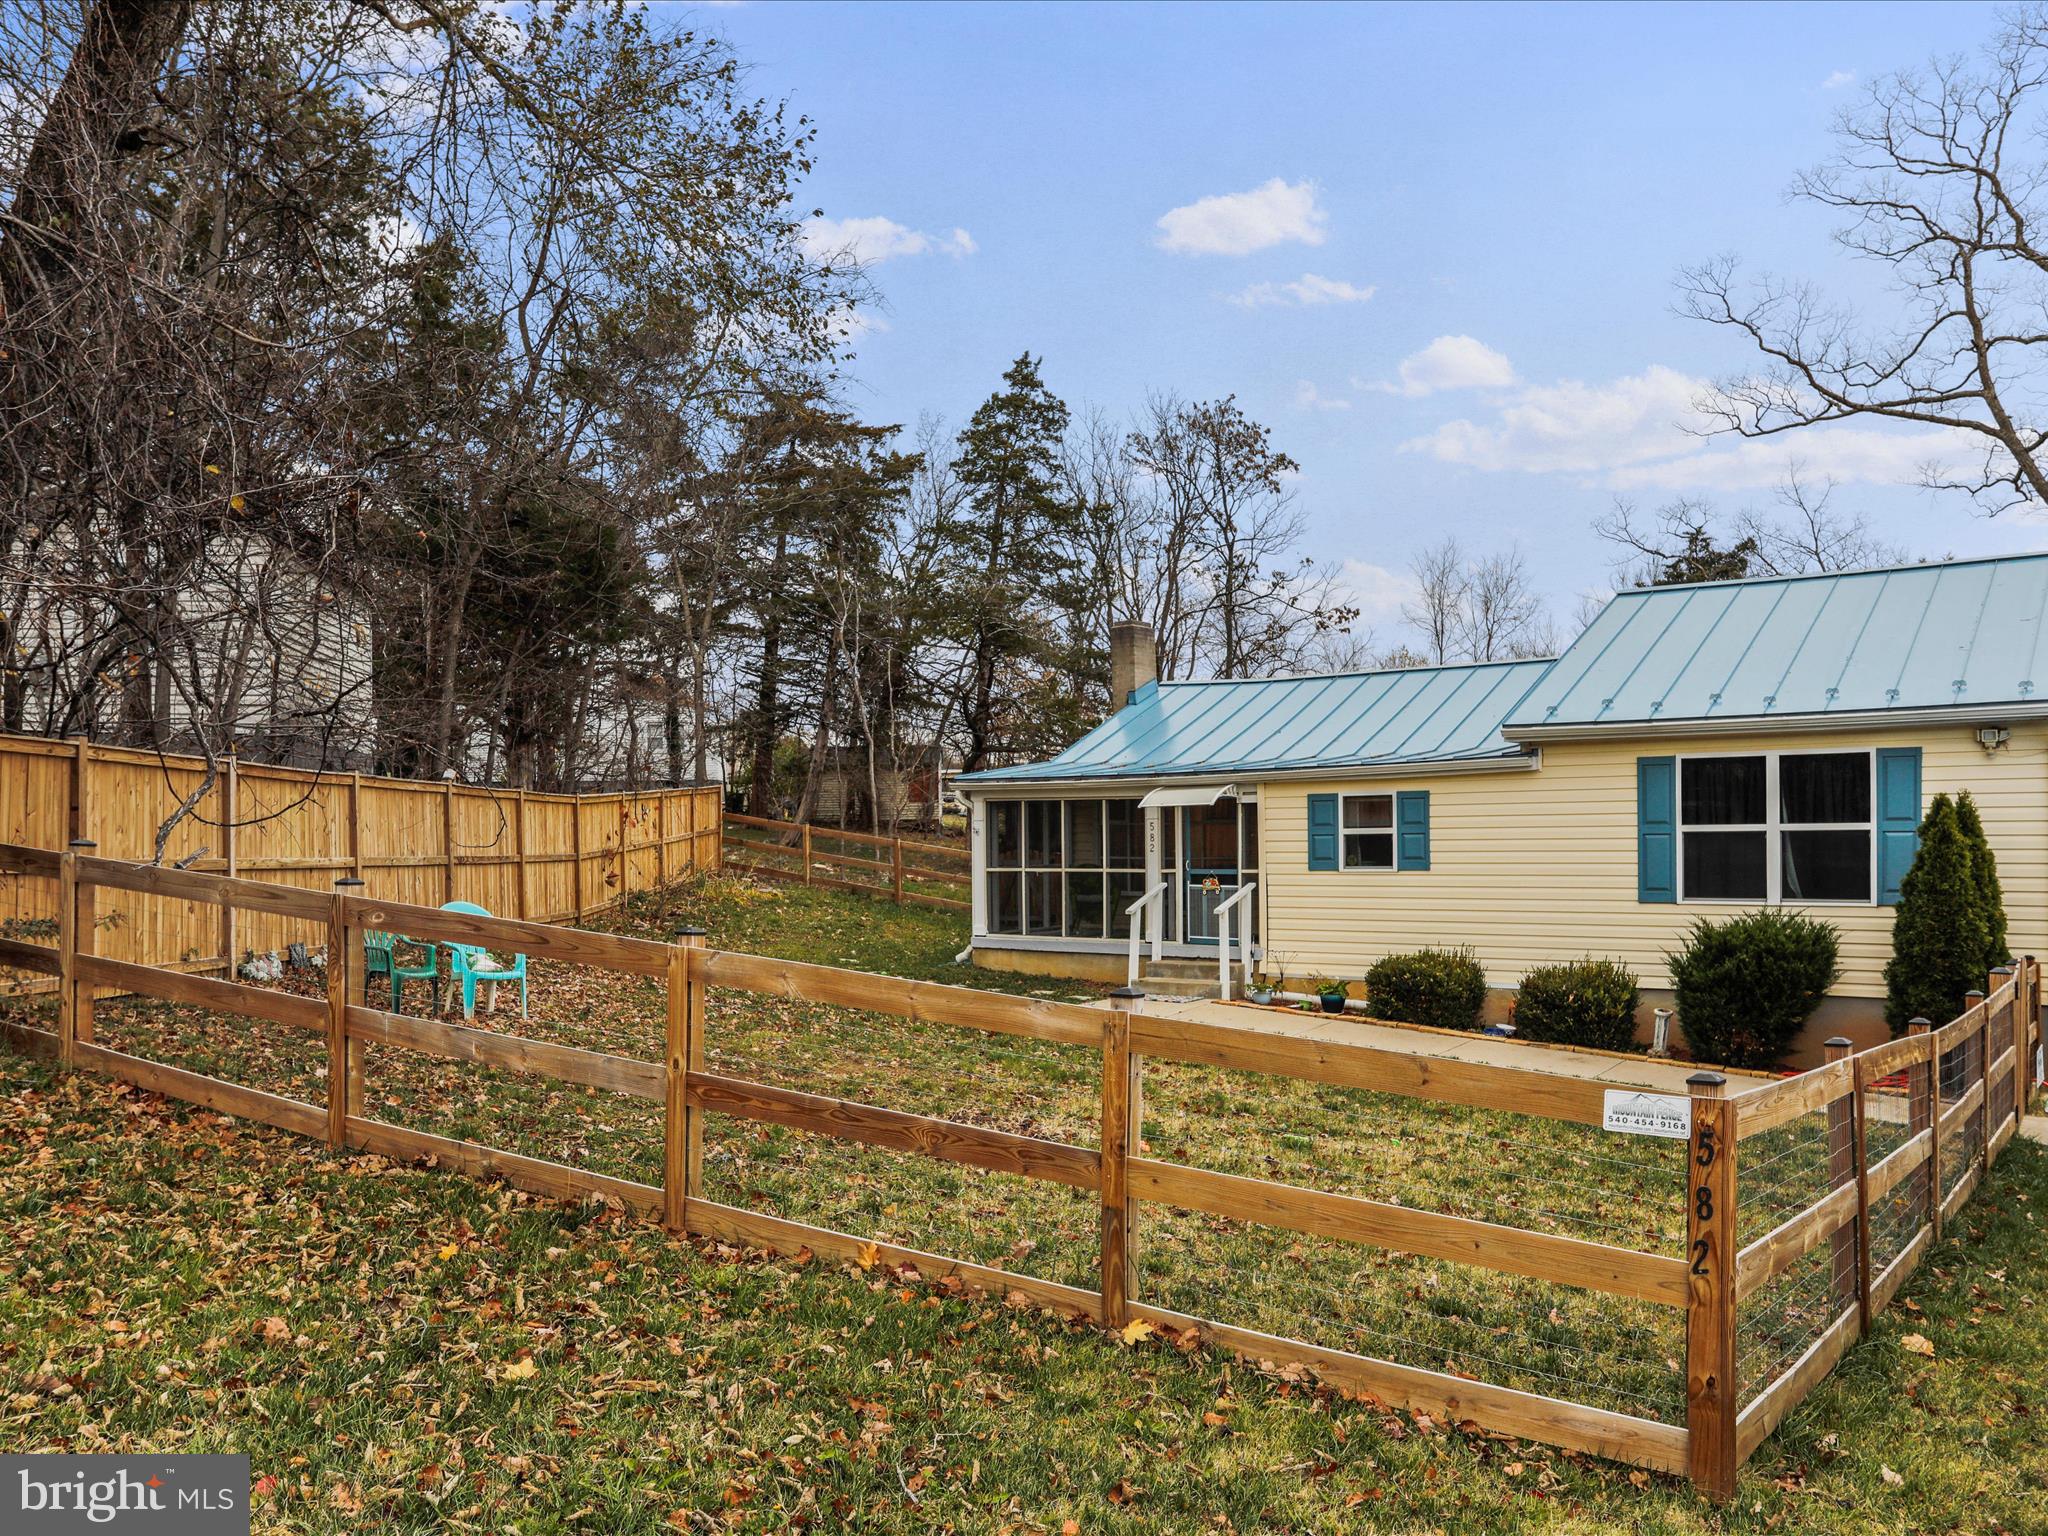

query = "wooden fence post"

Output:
[[66, 839, 96, 1049], [1850, 1052, 1874, 1338], [69, 736, 91, 844], [1910, 1018, 1938, 1242], [1964, 989, 1987, 1185], [572, 800, 586, 920], [327, 877, 366, 1149], [219, 746, 238, 978], [2028, 957, 2042, 1112], [617, 798, 630, 904], [892, 835, 905, 905], [1823, 1037, 1858, 1318], [514, 790, 529, 921], [1099, 987, 1142, 1329], [676, 927, 707, 1210], [801, 823, 812, 887], [1989, 966, 2015, 1159], [444, 784, 458, 906], [1685, 1070, 1738, 1501], [348, 773, 364, 885], [675, 933, 708, 1236], [659, 794, 670, 889], [55, 842, 89, 1065]]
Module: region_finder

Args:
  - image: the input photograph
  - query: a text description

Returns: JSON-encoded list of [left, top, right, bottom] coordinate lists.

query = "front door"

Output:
[[1182, 799, 1241, 944]]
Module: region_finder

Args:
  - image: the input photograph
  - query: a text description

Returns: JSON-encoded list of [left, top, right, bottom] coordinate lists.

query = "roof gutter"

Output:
[[956, 750, 1543, 795], [1502, 702, 2048, 743]]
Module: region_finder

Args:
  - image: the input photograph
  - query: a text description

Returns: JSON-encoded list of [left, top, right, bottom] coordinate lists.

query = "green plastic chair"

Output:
[[439, 901, 528, 1020], [362, 929, 438, 1013]]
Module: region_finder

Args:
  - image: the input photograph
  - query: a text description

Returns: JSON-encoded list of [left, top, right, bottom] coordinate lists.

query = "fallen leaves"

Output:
[[1881, 1464, 1905, 1488], [1901, 1333, 1937, 1358], [1118, 1317, 1155, 1347], [502, 1357, 538, 1381]]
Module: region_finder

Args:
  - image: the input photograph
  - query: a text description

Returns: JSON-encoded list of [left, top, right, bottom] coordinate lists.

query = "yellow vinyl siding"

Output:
[[1259, 723, 2048, 996]]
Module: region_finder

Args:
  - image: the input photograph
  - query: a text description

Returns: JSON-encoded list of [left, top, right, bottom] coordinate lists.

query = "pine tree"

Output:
[[944, 353, 1086, 770], [1884, 794, 1992, 1032], [1952, 790, 2011, 969]]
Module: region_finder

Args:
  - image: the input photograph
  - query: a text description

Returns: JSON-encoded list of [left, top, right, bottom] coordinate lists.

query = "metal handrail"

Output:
[[1124, 880, 1168, 988], [1215, 880, 1257, 1001]]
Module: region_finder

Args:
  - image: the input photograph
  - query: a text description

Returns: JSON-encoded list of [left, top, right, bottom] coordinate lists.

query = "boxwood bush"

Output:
[[1364, 946, 1487, 1031], [1513, 958, 1641, 1052], [1670, 909, 1841, 1070]]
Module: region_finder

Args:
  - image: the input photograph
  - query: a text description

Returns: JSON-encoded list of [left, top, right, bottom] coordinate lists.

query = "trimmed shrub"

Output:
[[1953, 790, 2012, 969], [1887, 793, 1995, 1033], [1364, 946, 1487, 1032], [1670, 909, 1841, 1070], [1513, 958, 1642, 1052]]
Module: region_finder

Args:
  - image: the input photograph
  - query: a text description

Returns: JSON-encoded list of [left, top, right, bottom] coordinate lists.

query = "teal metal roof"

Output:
[[1505, 552, 2048, 732], [959, 659, 1552, 785]]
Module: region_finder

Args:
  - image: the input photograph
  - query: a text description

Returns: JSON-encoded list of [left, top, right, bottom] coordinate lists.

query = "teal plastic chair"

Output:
[[438, 901, 528, 1020], [362, 929, 438, 1013]]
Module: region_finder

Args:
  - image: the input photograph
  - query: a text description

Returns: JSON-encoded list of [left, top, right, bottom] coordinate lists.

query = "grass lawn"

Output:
[[2, 872, 2044, 1532]]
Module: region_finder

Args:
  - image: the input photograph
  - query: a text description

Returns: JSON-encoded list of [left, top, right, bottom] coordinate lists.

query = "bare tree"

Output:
[[1403, 538, 1467, 664], [1681, 8, 2048, 514]]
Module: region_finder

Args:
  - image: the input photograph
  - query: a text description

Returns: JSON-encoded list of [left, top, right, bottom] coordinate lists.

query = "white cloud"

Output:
[[801, 215, 976, 266], [1155, 178, 1327, 257], [1404, 365, 1705, 474], [1231, 273, 1375, 309], [1293, 380, 1352, 411], [1404, 362, 1970, 491], [1333, 559, 1420, 629], [1822, 69, 1856, 90], [1375, 335, 1518, 397]]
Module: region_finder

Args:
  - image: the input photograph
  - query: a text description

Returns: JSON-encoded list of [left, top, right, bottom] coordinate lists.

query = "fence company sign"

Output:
[[1601, 1089, 1693, 1139]]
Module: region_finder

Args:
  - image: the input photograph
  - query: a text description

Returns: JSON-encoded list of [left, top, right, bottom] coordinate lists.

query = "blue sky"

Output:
[[694, 0, 2020, 647]]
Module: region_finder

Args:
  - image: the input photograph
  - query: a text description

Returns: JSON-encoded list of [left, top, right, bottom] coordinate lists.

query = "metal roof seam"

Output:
[[1600, 583, 1704, 719], [1706, 580, 1792, 714], [1885, 563, 1943, 704], [1825, 571, 1889, 711], [1520, 585, 1651, 724], [1764, 572, 1845, 715]]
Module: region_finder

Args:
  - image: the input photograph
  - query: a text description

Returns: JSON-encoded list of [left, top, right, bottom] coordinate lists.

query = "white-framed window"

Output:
[[984, 797, 1147, 939], [1679, 750, 1874, 904], [1341, 793, 1395, 870]]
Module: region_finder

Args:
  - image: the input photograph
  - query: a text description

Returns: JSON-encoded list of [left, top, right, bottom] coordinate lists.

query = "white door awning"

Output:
[[1138, 783, 1238, 810]]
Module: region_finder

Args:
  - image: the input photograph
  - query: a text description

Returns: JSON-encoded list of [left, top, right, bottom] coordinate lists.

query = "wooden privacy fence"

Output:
[[0, 840, 2037, 1500], [723, 811, 968, 912], [0, 734, 720, 988]]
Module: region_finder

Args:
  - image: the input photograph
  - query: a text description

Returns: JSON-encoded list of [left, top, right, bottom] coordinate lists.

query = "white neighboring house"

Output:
[[8, 528, 375, 764]]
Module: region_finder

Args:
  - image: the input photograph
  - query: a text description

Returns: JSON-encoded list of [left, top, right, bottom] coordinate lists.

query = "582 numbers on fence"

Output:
[[1689, 1119, 1719, 1277]]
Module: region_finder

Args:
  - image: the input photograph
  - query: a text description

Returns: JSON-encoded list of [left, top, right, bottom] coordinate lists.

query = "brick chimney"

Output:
[[1110, 621, 1157, 706]]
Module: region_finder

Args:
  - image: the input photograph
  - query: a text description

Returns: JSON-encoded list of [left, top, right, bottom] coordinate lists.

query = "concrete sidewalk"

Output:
[[1115, 994, 1773, 1095]]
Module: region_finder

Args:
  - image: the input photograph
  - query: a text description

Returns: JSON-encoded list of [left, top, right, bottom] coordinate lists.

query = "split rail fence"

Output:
[[0, 734, 720, 992], [0, 838, 2037, 1499], [722, 811, 969, 911]]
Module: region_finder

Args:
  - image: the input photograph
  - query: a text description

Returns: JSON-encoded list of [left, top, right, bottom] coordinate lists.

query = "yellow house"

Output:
[[958, 556, 2048, 1065]]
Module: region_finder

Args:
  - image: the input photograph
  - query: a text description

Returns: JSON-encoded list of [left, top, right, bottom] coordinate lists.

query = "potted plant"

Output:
[[1246, 951, 1284, 1006], [1311, 976, 1349, 1015]]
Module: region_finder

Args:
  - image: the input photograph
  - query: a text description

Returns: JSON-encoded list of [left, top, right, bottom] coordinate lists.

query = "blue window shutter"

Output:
[[1307, 793, 1339, 871], [1396, 790, 1431, 871], [1875, 747, 1923, 906], [1638, 756, 1676, 903]]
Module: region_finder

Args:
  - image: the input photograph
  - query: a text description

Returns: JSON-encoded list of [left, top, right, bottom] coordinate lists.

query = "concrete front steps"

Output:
[[1137, 957, 1224, 1000]]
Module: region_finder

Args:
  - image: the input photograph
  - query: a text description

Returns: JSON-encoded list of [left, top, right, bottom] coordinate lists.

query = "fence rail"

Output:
[[722, 811, 969, 911], [0, 733, 721, 992], [0, 839, 2036, 1499]]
